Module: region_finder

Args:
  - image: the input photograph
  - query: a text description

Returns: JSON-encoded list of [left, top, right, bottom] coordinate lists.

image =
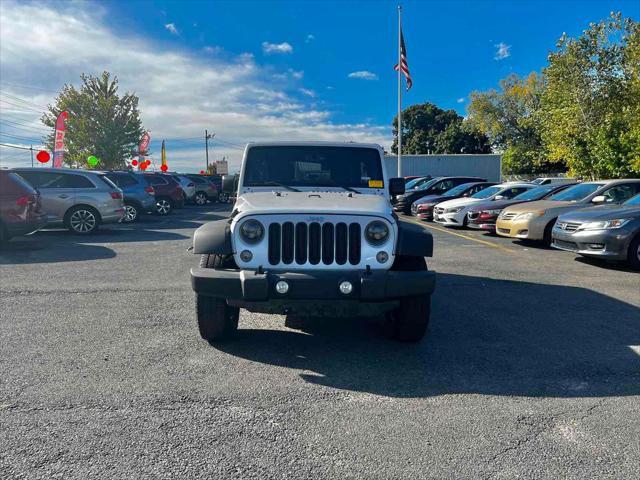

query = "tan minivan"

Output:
[[495, 179, 640, 244]]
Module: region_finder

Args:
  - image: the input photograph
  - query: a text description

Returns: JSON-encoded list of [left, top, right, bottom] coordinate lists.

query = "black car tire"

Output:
[[196, 253, 240, 341], [543, 218, 557, 247], [218, 192, 229, 203], [0, 221, 9, 244], [384, 254, 431, 342], [122, 202, 139, 223], [628, 235, 640, 270], [194, 191, 208, 206], [65, 205, 100, 234], [385, 295, 431, 343], [155, 197, 172, 216]]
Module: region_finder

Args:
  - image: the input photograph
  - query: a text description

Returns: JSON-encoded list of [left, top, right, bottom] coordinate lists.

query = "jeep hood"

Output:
[[234, 191, 393, 218]]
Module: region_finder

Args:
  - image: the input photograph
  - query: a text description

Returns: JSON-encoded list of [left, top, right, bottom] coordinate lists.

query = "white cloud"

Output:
[[262, 41, 293, 55], [348, 71, 378, 81], [494, 42, 511, 60], [164, 23, 178, 35], [305, 34, 315, 43], [289, 69, 304, 79], [0, 2, 388, 171], [457, 97, 465, 103], [203, 46, 222, 54], [299, 88, 315, 98]]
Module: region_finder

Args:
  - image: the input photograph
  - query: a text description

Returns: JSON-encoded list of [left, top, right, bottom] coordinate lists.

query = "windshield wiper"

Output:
[[258, 181, 301, 192]]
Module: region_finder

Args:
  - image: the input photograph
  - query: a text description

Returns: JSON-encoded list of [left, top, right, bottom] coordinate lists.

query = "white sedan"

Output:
[[433, 183, 535, 227]]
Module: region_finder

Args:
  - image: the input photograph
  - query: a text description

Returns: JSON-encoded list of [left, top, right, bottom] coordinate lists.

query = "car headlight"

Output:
[[365, 221, 389, 245], [514, 212, 543, 221], [239, 219, 264, 243], [483, 209, 502, 215], [447, 206, 464, 213], [578, 218, 630, 230]]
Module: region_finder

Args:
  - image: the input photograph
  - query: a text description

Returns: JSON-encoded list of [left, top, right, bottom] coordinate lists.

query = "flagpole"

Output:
[[397, 4, 402, 178]]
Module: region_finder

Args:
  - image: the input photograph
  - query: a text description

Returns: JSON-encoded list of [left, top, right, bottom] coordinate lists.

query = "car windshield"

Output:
[[471, 186, 501, 199], [405, 177, 428, 189], [243, 146, 384, 189], [416, 178, 441, 191], [443, 183, 476, 197], [512, 184, 558, 201], [623, 193, 640, 206], [547, 183, 603, 201]]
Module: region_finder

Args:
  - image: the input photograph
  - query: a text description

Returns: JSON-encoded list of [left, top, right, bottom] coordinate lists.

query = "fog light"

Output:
[[376, 251, 389, 263], [240, 250, 253, 262], [587, 243, 604, 250], [275, 280, 289, 294], [339, 281, 353, 295]]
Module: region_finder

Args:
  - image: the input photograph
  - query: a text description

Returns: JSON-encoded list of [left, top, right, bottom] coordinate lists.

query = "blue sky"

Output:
[[1, 0, 638, 171]]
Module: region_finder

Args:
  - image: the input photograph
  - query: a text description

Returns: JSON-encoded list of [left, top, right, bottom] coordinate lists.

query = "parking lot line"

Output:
[[407, 218, 519, 254]]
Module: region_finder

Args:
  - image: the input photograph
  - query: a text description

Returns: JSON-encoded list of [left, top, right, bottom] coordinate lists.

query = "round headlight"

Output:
[[365, 221, 389, 245], [239, 219, 264, 243]]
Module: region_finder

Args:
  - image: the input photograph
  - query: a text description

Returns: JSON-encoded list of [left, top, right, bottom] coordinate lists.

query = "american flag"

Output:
[[394, 29, 412, 91]]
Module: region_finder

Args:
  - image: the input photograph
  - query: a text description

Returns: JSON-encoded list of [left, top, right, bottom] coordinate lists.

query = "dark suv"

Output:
[[393, 176, 486, 214], [0, 170, 47, 242], [103, 171, 156, 223], [135, 173, 184, 215]]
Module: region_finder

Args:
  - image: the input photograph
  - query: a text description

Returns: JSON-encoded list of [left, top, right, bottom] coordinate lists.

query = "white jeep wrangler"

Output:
[[190, 142, 436, 342]]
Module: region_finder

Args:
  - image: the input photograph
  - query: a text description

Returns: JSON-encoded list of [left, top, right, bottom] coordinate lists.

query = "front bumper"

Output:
[[433, 210, 466, 226], [191, 267, 436, 303], [468, 220, 496, 231], [551, 227, 632, 260], [495, 217, 547, 240]]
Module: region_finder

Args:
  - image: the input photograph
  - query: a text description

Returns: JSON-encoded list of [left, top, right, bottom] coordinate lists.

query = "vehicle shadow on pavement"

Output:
[[0, 237, 116, 264], [215, 273, 640, 398], [573, 256, 637, 273]]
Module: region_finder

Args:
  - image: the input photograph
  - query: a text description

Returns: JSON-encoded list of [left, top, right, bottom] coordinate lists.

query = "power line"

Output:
[[0, 81, 60, 94], [0, 92, 49, 110], [0, 99, 45, 114], [0, 132, 43, 142], [0, 142, 40, 151]]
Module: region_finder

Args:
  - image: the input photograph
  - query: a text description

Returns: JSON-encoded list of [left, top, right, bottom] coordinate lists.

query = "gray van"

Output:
[[13, 168, 125, 234]]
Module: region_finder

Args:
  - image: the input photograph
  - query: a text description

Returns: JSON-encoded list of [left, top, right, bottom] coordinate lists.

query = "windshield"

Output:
[[405, 177, 428, 189], [471, 186, 501, 199], [416, 178, 441, 191], [547, 183, 603, 201], [512, 184, 559, 201], [624, 193, 640, 206], [243, 146, 383, 189], [443, 183, 475, 197]]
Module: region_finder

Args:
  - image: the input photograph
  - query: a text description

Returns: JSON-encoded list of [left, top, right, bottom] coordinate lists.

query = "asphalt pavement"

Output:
[[1, 204, 639, 479]]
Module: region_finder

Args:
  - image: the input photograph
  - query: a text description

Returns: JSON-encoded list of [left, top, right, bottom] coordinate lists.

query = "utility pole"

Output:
[[205, 130, 215, 172], [30, 144, 34, 167]]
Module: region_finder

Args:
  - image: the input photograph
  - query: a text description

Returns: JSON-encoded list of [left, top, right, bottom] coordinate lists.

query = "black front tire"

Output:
[[196, 294, 239, 342], [385, 295, 431, 342], [628, 235, 640, 270], [194, 192, 208, 206], [218, 192, 229, 203], [543, 219, 556, 247], [155, 197, 172, 216]]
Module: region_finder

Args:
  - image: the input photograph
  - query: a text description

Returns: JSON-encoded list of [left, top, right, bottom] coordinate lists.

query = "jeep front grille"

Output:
[[268, 221, 361, 266]]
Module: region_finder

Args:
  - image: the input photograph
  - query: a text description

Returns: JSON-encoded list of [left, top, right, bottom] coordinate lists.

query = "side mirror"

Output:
[[389, 178, 405, 196], [221, 175, 236, 194], [462, 193, 469, 197], [591, 195, 607, 203]]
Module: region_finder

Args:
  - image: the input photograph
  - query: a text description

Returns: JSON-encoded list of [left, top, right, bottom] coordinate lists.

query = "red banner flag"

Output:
[[139, 132, 150, 154], [53, 111, 68, 168]]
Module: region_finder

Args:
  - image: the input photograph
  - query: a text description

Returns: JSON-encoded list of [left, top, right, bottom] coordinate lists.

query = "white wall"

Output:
[[384, 154, 502, 182]]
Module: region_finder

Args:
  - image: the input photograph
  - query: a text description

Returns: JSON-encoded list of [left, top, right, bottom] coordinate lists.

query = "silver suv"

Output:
[[13, 168, 125, 234]]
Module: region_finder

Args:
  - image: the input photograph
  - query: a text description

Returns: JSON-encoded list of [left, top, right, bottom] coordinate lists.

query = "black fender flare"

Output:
[[192, 219, 233, 255], [395, 217, 433, 258]]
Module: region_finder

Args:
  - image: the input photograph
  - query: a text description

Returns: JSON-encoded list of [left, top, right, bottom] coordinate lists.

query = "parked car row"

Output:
[[0, 167, 227, 242], [397, 175, 640, 269]]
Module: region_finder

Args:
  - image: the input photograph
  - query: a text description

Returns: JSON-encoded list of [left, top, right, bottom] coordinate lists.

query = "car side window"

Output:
[[62, 174, 95, 188], [37, 173, 70, 189], [602, 185, 637, 203], [433, 180, 453, 193], [107, 173, 137, 187], [147, 175, 168, 185]]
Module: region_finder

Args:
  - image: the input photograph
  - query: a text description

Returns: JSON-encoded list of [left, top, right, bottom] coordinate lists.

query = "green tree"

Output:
[[392, 102, 490, 155], [467, 72, 561, 175], [41, 71, 146, 169], [541, 13, 640, 179]]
